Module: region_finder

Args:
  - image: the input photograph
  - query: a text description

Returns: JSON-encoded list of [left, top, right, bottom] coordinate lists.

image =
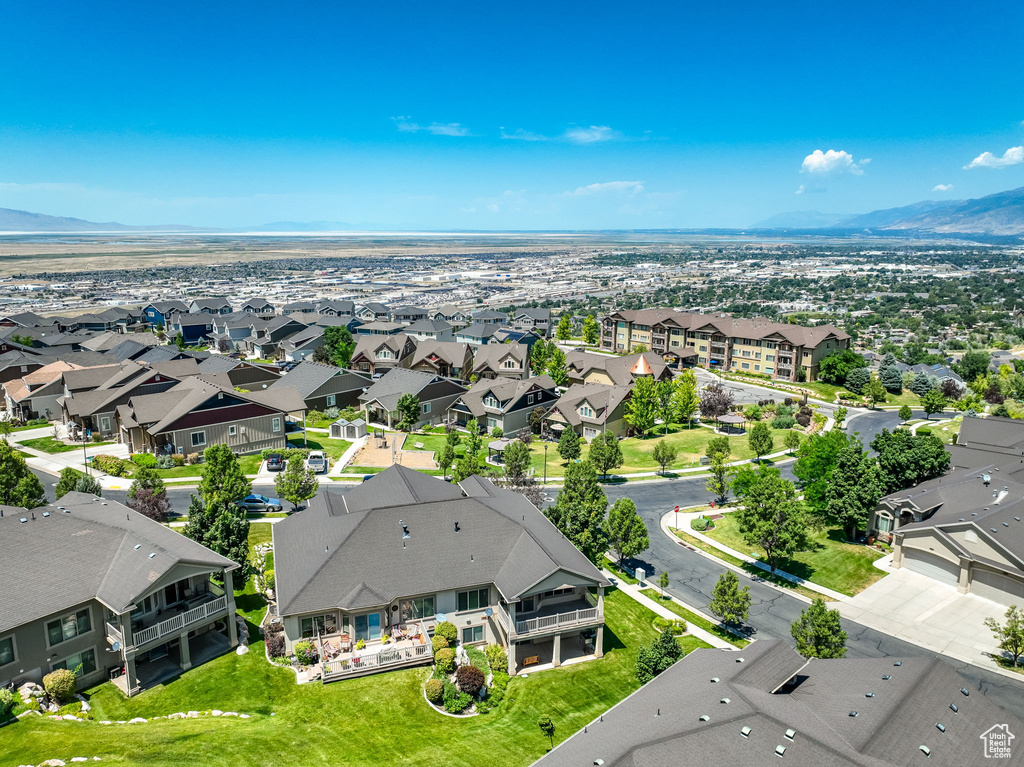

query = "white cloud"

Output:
[[933, 183, 954, 192], [564, 180, 645, 196], [795, 184, 827, 195], [391, 117, 470, 136], [500, 127, 549, 141], [800, 149, 867, 175], [963, 146, 1024, 169], [564, 125, 621, 144]]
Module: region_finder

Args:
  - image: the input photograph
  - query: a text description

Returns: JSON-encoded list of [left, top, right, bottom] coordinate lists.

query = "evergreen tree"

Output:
[[546, 346, 569, 387], [555, 314, 572, 340], [652, 440, 678, 474], [557, 427, 582, 462], [880, 363, 904, 393], [908, 371, 934, 396], [791, 598, 847, 659], [748, 421, 774, 461], [824, 439, 882, 540], [920, 388, 947, 419], [735, 466, 811, 574], [182, 493, 213, 545], [55, 467, 85, 499], [588, 431, 623, 479], [844, 367, 870, 394], [395, 393, 421, 431], [502, 440, 532, 482], [73, 473, 103, 497], [606, 498, 649, 565], [275, 456, 319, 511], [708, 571, 751, 628], [545, 461, 608, 563], [625, 376, 659, 437], [671, 369, 699, 428], [0, 442, 47, 508], [581, 315, 599, 346]]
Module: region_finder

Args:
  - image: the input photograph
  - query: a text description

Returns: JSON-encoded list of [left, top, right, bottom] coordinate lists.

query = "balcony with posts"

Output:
[[130, 595, 229, 648], [499, 590, 602, 639]]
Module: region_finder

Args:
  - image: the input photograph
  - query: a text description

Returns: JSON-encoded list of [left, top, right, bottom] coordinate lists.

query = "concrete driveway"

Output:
[[838, 565, 1008, 667]]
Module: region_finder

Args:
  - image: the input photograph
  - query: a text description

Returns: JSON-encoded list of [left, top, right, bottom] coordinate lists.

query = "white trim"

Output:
[[190, 430, 207, 447]]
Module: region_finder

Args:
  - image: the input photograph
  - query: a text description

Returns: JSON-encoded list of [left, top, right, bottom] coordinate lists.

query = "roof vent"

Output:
[[775, 745, 786, 758], [849, 711, 859, 717], [865, 693, 875, 698], [699, 715, 710, 722], [720, 698, 731, 704], [972, 512, 978, 516], [1015, 517, 1021, 522], [785, 729, 795, 740], [894, 661, 903, 666], [134, 544, 141, 550], [19, 517, 27, 523], [882, 675, 891, 680], [950, 704, 958, 713], [936, 723, 946, 733], [983, 473, 991, 485], [961, 688, 969, 697], [43, 511, 50, 517], [593, 761, 604, 766], [148, 553, 156, 558], [1004, 522, 1010, 527], [741, 726, 751, 738], [736, 657, 745, 663], [454, 522, 460, 533], [710, 677, 720, 683], [402, 525, 410, 539], [991, 528, 998, 533], [920, 745, 931, 756]]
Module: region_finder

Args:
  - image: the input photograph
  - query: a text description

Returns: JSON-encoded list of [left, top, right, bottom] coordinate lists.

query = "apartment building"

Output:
[[600, 309, 849, 382]]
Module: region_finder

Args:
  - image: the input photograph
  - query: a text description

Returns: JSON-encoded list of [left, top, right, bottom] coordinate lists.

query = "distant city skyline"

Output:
[[1, 0, 1023, 229]]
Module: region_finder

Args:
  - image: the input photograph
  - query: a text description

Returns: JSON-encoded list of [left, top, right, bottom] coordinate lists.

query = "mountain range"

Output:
[[753, 186, 1024, 235], [0, 207, 207, 233]]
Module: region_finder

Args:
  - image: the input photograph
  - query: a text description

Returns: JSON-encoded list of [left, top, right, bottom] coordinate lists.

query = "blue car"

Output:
[[239, 494, 283, 512]]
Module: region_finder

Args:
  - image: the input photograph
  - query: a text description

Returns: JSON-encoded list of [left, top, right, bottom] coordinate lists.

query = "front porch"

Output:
[[112, 626, 231, 695], [510, 627, 600, 675]]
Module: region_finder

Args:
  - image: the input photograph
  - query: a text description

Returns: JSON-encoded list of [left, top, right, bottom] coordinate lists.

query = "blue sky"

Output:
[[1, 0, 1023, 229]]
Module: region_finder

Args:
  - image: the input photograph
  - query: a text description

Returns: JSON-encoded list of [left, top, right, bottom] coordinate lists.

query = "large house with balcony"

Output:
[[600, 309, 849, 382], [273, 466, 609, 681], [545, 383, 633, 440], [0, 493, 239, 697], [448, 375, 558, 437], [350, 333, 418, 375]]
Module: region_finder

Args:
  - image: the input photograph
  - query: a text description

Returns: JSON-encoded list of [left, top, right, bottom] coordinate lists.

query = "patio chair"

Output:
[[339, 634, 351, 652]]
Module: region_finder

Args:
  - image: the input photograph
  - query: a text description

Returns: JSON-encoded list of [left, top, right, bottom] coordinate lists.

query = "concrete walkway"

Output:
[[602, 568, 737, 650], [329, 435, 368, 475], [659, 507, 849, 602]]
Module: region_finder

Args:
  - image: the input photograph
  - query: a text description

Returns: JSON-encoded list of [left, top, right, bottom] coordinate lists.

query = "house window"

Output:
[[191, 431, 206, 447], [527, 393, 535, 404], [457, 588, 489, 612], [100, 416, 111, 432], [300, 614, 339, 638], [326, 395, 336, 407], [422, 402, 431, 414], [484, 395, 499, 408], [228, 425, 237, 436], [53, 648, 97, 676], [354, 613, 381, 642], [130, 595, 154, 621], [583, 427, 599, 440], [47, 608, 92, 646], [579, 404, 594, 418], [0, 636, 15, 666], [377, 349, 393, 360], [876, 515, 893, 533], [487, 418, 498, 430], [400, 597, 435, 621], [462, 626, 484, 644], [501, 358, 517, 369], [741, 362, 750, 370], [272, 417, 282, 432]]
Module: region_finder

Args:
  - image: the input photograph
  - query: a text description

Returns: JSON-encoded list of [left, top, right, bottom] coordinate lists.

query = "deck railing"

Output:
[[131, 596, 227, 647], [515, 607, 599, 637], [321, 642, 430, 680]]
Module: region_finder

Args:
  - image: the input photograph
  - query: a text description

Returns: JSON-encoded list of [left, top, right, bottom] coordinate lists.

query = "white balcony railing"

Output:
[[131, 596, 228, 647], [515, 607, 599, 637], [106, 621, 123, 646], [322, 642, 430, 679]]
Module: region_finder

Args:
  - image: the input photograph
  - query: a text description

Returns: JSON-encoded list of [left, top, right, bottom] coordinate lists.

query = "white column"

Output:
[[552, 633, 561, 667], [224, 569, 239, 647], [595, 626, 604, 658], [508, 641, 517, 676], [179, 634, 192, 670], [124, 653, 140, 696]]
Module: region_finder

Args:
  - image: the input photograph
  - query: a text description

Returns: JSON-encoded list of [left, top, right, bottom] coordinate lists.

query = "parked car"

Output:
[[306, 450, 328, 474], [239, 494, 283, 512], [265, 453, 285, 471]]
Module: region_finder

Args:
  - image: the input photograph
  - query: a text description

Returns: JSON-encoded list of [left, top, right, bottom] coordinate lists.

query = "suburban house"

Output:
[[948, 415, 1024, 481], [534, 639, 1023, 767], [355, 321, 405, 337], [116, 375, 305, 456], [272, 466, 609, 681], [871, 466, 1024, 606], [0, 311, 48, 329], [600, 308, 850, 381], [242, 316, 309, 359], [188, 298, 233, 315], [455, 322, 504, 346], [358, 368, 466, 429], [356, 302, 391, 323], [3, 360, 91, 422], [403, 319, 455, 343], [279, 324, 325, 362], [566, 350, 674, 387], [0, 350, 53, 386], [282, 300, 318, 315], [428, 305, 470, 326], [405, 341, 474, 379], [351, 333, 418, 375], [511, 308, 552, 337], [208, 312, 262, 352], [141, 300, 190, 329], [317, 300, 355, 319], [545, 383, 633, 440], [448, 375, 558, 437], [472, 309, 507, 323], [391, 306, 429, 324], [168, 313, 216, 345], [240, 298, 275, 315], [473, 343, 530, 380], [0, 493, 240, 697], [268, 360, 372, 412]]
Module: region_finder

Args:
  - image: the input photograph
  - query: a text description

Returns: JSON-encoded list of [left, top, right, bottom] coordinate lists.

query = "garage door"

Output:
[[971, 568, 1024, 606], [903, 548, 960, 586]]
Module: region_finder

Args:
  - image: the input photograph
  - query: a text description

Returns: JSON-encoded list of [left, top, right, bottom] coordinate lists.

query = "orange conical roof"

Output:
[[630, 354, 653, 377]]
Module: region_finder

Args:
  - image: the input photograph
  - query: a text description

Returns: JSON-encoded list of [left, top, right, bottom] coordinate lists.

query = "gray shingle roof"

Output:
[[357, 368, 443, 411], [273, 466, 607, 616], [0, 493, 235, 633], [267, 360, 370, 398]]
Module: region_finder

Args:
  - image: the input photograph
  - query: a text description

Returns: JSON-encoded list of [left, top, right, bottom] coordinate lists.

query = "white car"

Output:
[[306, 450, 328, 474]]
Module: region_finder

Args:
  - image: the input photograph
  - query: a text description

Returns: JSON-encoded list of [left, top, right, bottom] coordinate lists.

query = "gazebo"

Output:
[[487, 438, 512, 464], [716, 412, 747, 435]]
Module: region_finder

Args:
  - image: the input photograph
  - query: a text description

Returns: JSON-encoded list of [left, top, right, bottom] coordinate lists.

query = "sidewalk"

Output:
[[329, 436, 368, 475], [601, 568, 736, 650], [659, 507, 848, 602]]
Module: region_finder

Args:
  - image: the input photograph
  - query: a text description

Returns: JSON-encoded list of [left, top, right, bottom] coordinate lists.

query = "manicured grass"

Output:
[[702, 514, 885, 596], [643, 591, 749, 648], [149, 455, 264, 479], [724, 374, 842, 401], [2, 590, 702, 767], [248, 522, 273, 552], [672, 528, 833, 602], [287, 436, 352, 461], [604, 559, 640, 585], [20, 436, 115, 453]]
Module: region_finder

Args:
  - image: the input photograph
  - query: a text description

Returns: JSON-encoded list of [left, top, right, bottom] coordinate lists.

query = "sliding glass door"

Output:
[[354, 612, 381, 642]]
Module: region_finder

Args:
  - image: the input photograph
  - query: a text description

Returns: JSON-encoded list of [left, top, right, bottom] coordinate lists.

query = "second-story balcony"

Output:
[[111, 593, 229, 649], [499, 593, 602, 639]]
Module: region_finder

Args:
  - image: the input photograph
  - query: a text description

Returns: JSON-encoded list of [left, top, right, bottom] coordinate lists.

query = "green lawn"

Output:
[[20, 436, 115, 454], [643, 591, 749, 648], [529, 424, 805, 478], [702, 514, 885, 596], [148, 454, 264, 480], [287, 436, 352, 461], [2, 590, 707, 767], [723, 374, 843, 401]]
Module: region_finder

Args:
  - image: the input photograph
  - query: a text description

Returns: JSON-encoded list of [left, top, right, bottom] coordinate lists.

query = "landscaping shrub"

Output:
[[91, 432, 105, 443], [917, 427, 932, 436], [775, 404, 793, 417], [307, 410, 327, 423], [185, 452, 201, 465], [435, 648, 456, 675], [156, 454, 177, 469], [283, 447, 311, 460], [265, 631, 285, 658], [783, 397, 794, 407], [43, 668, 77, 704], [477, 670, 511, 713], [466, 645, 489, 673], [456, 664, 485, 697], [795, 412, 811, 428], [324, 407, 340, 420], [442, 681, 472, 714], [692, 516, 711, 532], [432, 635, 450, 654], [653, 617, 687, 636], [293, 640, 316, 665], [491, 427, 503, 438], [264, 569, 275, 591], [0, 687, 13, 715], [425, 678, 444, 704], [93, 454, 129, 476], [771, 416, 796, 430], [434, 621, 458, 643], [131, 453, 158, 468], [484, 643, 508, 673]]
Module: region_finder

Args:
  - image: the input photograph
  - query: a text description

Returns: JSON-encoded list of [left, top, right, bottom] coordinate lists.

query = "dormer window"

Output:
[[501, 358, 517, 369], [378, 349, 393, 360], [579, 404, 595, 418], [484, 395, 499, 408]]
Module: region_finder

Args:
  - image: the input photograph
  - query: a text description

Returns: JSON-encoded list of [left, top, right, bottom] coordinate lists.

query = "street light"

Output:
[[543, 443, 548, 485]]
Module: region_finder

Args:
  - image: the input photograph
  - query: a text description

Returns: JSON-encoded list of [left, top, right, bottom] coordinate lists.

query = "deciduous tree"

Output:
[[824, 439, 882, 541], [555, 314, 572, 340], [275, 456, 319, 511], [0, 442, 47, 508], [588, 431, 623, 479], [920, 388, 947, 419], [652, 440, 678, 474], [634, 630, 685, 684], [791, 598, 847, 659], [793, 429, 852, 519], [748, 421, 774, 461], [557, 427, 581, 462], [581, 315, 599, 346], [870, 428, 950, 495], [607, 498, 649, 565], [322, 326, 355, 368], [735, 466, 811, 574], [699, 380, 733, 419], [395, 393, 421, 431], [671, 370, 700, 428], [625, 376, 659, 436], [545, 461, 608, 563], [864, 376, 887, 407], [898, 404, 913, 423], [985, 605, 1024, 668], [502, 440, 532, 482], [708, 571, 751, 628]]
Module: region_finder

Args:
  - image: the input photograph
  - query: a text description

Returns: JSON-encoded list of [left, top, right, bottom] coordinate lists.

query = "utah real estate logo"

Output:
[[981, 723, 1015, 759]]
